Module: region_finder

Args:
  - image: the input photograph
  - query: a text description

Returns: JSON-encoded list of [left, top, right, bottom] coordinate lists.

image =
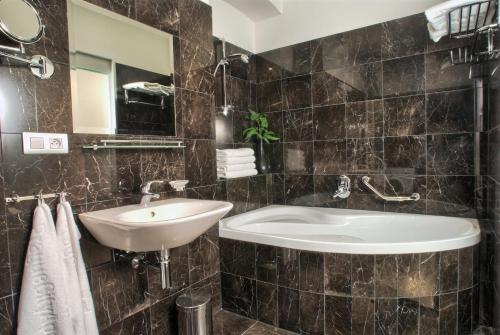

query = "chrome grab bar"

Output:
[[361, 176, 420, 202]]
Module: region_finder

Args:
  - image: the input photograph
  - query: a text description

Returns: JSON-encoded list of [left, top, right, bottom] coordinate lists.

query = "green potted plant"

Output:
[[243, 110, 280, 173]]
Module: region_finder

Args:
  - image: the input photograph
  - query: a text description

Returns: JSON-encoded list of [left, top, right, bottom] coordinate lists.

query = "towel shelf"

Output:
[[82, 139, 185, 151]]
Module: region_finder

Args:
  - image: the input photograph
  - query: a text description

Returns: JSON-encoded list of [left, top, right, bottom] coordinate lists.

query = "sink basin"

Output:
[[79, 198, 233, 252]]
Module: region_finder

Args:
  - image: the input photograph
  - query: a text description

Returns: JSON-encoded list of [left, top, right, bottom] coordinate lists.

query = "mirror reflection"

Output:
[[0, 0, 43, 43], [68, 0, 176, 136]]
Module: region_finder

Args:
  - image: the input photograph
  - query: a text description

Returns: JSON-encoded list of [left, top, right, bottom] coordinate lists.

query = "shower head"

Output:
[[227, 53, 250, 64]]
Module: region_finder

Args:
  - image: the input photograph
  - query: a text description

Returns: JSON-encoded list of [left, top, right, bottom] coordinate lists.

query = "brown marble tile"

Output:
[[419, 253, 440, 297], [257, 80, 282, 113], [384, 136, 426, 175], [299, 291, 325, 335], [256, 49, 283, 83], [0, 296, 14, 335], [427, 133, 474, 176], [439, 292, 458, 335], [383, 176, 427, 214], [284, 109, 313, 142], [220, 238, 255, 278], [381, 14, 427, 59], [397, 298, 419, 335], [282, 75, 312, 110], [383, 95, 425, 136], [277, 247, 300, 289], [179, 0, 212, 49], [383, 55, 425, 98], [324, 253, 351, 296], [150, 293, 178, 335], [311, 33, 350, 72], [425, 50, 473, 93], [426, 176, 476, 218], [188, 233, 219, 284], [256, 244, 277, 283], [351, 254, 375, 297], [375, 298, 398, 335], [181, 89, 215, 139], [185, 139, 216, 187], [325, 295, 351, 335], [426, 89, 475, 134], [352, 297, 375, 335], [256, 281, 278, 326], [346, 137, 384, 174], [135, 0, 179, 34], [313, 104, 346, 140], [313, 140, 347, 175], [375, 255, 397, 298], [278, 286, 300, 333], [180, 39, 214, 94], [101, 309, 150, 335], [244, 322, 295, 335], [281, 41, 312, 78], [419, 296, 440, 335], [299, 251, 324, 293], [440, 250, 459, 294], [346, 62, 382, 102], [398, 254, 420, 298], [312, 71, 347, 106], [345, 100, 383, 138], [458, 288, 473, 334], [284, 142, 313, 174], [213, 310, 256, 335], [459, 247, 474, 290], [221, 272, 257, 319]]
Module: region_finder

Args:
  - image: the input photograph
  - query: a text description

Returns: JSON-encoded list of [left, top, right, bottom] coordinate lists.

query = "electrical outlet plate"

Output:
[[22, 132, 69, 154]]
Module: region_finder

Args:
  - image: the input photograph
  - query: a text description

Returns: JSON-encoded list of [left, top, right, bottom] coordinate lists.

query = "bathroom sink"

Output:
[[79, 198, 233, 252]]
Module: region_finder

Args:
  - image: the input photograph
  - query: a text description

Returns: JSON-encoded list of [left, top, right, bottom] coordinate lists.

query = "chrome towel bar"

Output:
[[5, 191, 68, 204], [361, 176, 420, 202]]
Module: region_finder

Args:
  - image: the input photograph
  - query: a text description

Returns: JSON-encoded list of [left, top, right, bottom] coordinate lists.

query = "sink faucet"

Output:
[[140, 180, 165, 207], [332, 175, 351, 199]]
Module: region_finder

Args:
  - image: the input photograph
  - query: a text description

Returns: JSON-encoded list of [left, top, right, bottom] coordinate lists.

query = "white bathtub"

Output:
[[219, 205, 481, 254]]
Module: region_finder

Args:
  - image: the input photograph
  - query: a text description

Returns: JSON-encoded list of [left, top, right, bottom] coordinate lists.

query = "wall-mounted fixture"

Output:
[[22, 132, 69, 154], [0, 0, 54, 79], [213, 39, 250, 116], [332, 175, 351, 199], [362, 176, 420, 202]]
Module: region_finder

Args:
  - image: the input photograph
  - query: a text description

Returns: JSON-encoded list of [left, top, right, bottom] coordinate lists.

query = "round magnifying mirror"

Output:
[[0, 0, 44, 44]]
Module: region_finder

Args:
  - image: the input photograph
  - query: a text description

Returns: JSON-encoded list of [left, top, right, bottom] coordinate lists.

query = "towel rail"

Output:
[[5, 191, 68, 204]]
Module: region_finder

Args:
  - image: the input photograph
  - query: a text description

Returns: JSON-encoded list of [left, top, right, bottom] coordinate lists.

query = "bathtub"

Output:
[[219, 205, 481, 254]]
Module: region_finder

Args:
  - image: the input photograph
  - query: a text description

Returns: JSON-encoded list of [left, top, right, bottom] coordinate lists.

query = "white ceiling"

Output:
[[222, 0, 283, 21]]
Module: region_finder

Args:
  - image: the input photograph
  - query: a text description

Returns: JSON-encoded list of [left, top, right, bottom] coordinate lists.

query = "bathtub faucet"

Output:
[[332, 175, 351, 199]]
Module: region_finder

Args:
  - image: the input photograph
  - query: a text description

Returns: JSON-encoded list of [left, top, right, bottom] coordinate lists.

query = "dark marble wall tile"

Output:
[[383, 176, 427, 214], [220, 238, 255, 278], [281, 41, 312, 78], [221, 272, 257, 319], [346, 100, 383, 138], [375, 255, 397, 298], [179, 39, 214, 94], [426, 89, 475, 134], [398, 254, 420, 299], [346, 137, 384, 174], [256, 49, 283, 82], [299, 291, 325, 335], [284, 109, 313, 142], [384, 136, 426, 175], [101, 309, 150, 335], [324, 253, 351, 296], [227, 176, 268, 215], [257, 80, 282, 113], [213, 310, 256, 335], [284, 142, 313, 174], [277, 286, 300, 333], [324, 295, 351, 335], [381, 14, 427, 59], [419, 253, 440, 297], [256, 244, 277, 283], [425, 50, 473, 93], [135, 0, 179, 35], [257, 281, 278, 326], [440, 250, 459, 294], [277, 247, 299, 289], [284, 174, 315, 206], [347, 62, 382, 102], [149, 293, 178, 335], [439, 292, 458, 335], [427, 133, 475, 175], [397, 298, 420, 335], [383, 55, 425, 97], [311, 33, 350, 72], [420, 296, 440, 335], [351, 255, 375, 298], [459, 247, 474, 290], [375, 298, 398, 335], [185, 139, 216, 187], [349, 25, 382, 66], [179, 0, 212, 49], [300, 251, 324, 293], [458, 288, 473, 334], [383, 95, 426, 136], [0, 296, 14, 335], [312, 71, 346, 106], [282, 75, 312, 110], [313, 140, 346, 175], [181, 89, 215, 139], [426, 176, 476, 217], [84, 0, 135, 18], [313, 104, 346, 140], [352, 297, 375, 335], [188, 232, 219, 284]]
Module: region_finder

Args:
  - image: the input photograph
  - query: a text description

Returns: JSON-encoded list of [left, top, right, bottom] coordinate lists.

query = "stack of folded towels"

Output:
[[217, 148, 258, 179]]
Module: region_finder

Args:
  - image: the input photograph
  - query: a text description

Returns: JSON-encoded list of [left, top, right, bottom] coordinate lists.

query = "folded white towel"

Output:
[[217, 155, 256, 164], [217, 163, 256, 172], [217, 148, 255, 158], [18, 203, 73, 335], [217, 169, 258, 179], [425, 0, 495, 42], [57, 201, 99, 335]]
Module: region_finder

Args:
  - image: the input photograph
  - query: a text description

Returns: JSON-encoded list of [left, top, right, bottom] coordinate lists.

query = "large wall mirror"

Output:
[[67, 0, 176, 136]]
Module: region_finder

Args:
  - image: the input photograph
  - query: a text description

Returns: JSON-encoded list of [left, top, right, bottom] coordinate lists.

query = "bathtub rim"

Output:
[[219, 205, 481, 254]]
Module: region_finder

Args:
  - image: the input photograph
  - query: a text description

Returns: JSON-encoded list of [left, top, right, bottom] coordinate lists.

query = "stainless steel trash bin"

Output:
[[176, 291, 213, 335]]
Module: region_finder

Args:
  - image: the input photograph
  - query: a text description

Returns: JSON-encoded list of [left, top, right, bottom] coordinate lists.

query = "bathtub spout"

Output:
[[332, 175, 351, 199]]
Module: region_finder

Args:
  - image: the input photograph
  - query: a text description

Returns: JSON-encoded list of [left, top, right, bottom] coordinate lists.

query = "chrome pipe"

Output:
[[160, 248, 172, 289], [361, 176, 420, 202]]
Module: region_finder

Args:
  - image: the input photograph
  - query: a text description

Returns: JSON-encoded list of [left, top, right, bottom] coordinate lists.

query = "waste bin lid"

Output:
[[176, 291, 212, 309]]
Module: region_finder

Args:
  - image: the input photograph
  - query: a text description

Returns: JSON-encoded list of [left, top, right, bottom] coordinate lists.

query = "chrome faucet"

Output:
[[332, 175, 351, 199], [140, 180, 165, 207]]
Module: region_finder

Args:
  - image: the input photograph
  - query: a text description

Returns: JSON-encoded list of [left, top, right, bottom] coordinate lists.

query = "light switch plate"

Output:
[[22, 132, 69, 154]]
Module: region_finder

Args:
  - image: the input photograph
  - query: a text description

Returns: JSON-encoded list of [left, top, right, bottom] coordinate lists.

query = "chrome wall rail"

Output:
[[82, 139, 185, 151], [361, 176, 420, 202], [5, 191, 68, 204]]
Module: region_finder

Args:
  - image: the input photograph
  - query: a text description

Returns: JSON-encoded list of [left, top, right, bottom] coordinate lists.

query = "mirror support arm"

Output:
[[0, 50, 40, 67]]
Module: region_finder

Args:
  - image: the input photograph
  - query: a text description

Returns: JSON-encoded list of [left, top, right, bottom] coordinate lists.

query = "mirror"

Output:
[[0, 0, 44, 44], [68, 0, 176, 136]]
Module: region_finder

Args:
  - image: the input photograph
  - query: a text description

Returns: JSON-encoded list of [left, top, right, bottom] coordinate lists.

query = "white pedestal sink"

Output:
[[79, 198, 233, 252]]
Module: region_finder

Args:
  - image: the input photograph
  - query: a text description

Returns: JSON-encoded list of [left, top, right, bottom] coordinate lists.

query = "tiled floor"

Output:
[[213, 310, 295, 335]]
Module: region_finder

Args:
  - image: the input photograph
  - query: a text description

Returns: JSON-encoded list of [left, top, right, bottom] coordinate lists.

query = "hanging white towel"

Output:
[[57, 201, 99, 335], [216, 148, 255, 158], [216, 155, 256, 165], [18, 203, 73, 335], [217, 163, 256, 173]]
